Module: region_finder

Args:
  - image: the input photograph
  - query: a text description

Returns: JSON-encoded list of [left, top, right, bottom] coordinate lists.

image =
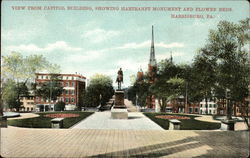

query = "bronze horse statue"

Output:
[[116, 68, 123, 90]]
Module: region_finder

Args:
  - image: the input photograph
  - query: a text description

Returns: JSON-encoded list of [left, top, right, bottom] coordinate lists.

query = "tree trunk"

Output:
[[160, 98, 166, 112], [205, 96, 208, 115]]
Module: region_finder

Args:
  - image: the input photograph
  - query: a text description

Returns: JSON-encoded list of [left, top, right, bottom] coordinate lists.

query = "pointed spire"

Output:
[[149, 25, 157, 66], [170, 51, 173, 63]]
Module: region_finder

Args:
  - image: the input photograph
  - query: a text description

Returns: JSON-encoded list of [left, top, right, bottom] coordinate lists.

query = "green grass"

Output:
[[144, 113, 221, 130], [8, 111, 94, 128]]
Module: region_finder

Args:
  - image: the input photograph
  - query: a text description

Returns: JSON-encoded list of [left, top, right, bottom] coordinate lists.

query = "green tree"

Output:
[[1, 52, 61, 111], [150, 60, 185, 112], [83, 74, 114, 107], [192, 51, 217, 114], [35, 74, 64, 101], [2, 80, 29, 111], [54, 101, 65, 111], [200, 18, 249, 127]]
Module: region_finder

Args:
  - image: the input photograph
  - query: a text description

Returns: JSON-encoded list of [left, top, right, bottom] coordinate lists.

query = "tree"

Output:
[[200, 18, 249, 127], [83, 74, 114, 107], [54, 101, 65, 111], [35, 74, 64, 101], [1, 52, 60, 111], [149, 59, 185, 112], [192, 51, 217, 114], [2, 80, 29, 111]]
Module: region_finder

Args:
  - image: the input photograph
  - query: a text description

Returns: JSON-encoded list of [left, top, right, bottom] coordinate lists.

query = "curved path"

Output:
[[194, 115, 248, 131], [7, 113, 39, 120]]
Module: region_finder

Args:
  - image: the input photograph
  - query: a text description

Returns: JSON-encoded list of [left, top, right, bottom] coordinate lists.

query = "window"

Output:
[[46, 76, 48, 79], [69, 90, 72, 95], [195, 108, 198, 113], [189, 108, 192, 113], [72, 90, 75, 95], [66, 76, 68, 80], [31, 108, 33, 111], [65, 98, 69, 103], [27, 107, 29, 111], [71, 98, 75, 103], [66, 82, 69, 87], [65, 90, 69, 95], [71, 77, 74, 80], [72, 82, 75, 87], [209, 104, 212, 108], [209, 110, 211, 114]]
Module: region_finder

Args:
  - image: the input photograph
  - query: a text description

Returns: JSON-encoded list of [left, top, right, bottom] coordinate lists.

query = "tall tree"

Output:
[[192, 51, 217, 114], [2, 80, 29, 111], [150, 59, 184, 112], [201, 18, 249, 125], [83, 74, 114, 107], [1, 52, 61, 111]]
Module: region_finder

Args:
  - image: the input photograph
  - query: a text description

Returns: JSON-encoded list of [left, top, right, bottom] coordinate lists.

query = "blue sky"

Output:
[[1, 1, 249, 87]]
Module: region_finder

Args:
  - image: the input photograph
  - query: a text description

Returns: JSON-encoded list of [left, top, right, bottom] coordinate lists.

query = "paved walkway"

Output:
[[72, 112, 164, 130], [194, 115, 248, 131], [1, 128, 249, 157]]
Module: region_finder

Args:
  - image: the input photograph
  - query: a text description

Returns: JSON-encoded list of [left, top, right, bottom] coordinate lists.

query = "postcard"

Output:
[[1, 0, 249, 157]]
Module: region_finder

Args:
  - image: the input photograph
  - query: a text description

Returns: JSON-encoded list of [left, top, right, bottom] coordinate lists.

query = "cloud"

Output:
[[2, 29, 38, 42], [116, 59, 148, 72], [5, 41, 82, 53], [157, 52, 185, 60], [155, 42, 184, 48], [81, 28, 120, 43], [67, 49, 106, 62], [115, 41, 184, 50]]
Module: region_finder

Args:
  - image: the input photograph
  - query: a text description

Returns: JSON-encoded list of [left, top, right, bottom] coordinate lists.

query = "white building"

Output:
[[199, 100, 218, 115]]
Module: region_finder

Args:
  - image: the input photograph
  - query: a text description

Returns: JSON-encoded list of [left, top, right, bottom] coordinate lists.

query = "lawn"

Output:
[[144, 113, 221, 130], [8, 111, 94, 128]]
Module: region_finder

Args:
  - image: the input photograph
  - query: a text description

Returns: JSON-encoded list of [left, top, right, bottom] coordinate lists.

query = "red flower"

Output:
[[44, 113, 80, 118], [155, 115, 190, 120]]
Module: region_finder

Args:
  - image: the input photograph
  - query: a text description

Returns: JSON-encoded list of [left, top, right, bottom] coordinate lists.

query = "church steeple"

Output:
[[170, 51, 173, 63], [149, 25, 157, 66]]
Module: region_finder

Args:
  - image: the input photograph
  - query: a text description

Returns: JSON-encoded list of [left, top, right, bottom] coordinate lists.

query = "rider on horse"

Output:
[[116, 68, 123, 90]]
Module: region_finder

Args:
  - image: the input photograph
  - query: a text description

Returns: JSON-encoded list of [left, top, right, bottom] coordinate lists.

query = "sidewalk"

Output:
[[72, 112, 164, 130], [1, 128, 249, 157]]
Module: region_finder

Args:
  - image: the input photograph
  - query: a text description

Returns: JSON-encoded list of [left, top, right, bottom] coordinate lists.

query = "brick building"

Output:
[[35, 73, 86, 111]]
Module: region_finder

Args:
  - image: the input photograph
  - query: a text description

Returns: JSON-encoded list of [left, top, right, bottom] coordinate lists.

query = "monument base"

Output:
[[111, 107, 128, 119], [221, 119, 236, 131]]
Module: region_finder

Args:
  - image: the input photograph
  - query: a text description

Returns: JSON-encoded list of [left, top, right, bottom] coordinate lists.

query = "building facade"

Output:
[[35, 73, 86, 111], [20, 95, 35, 112], [199, 99, 218, 115]]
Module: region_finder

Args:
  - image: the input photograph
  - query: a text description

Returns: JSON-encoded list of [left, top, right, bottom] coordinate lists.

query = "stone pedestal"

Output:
[[221, 119, 236, 131], [114, 90, 125, 107], [51, 118, 64, 128], [0, 116, 7, 128], [111, 107, 128, 119], [169, 119, 181, 130], [111, 90, 128, 119]]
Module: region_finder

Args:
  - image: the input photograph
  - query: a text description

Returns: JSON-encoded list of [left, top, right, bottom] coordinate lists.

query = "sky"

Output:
[[1, 0, 249, 87]]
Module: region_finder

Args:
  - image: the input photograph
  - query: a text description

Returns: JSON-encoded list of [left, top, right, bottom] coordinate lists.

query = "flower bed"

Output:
[[44, 113, 80, 118], [155, 115, 190, 120]]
